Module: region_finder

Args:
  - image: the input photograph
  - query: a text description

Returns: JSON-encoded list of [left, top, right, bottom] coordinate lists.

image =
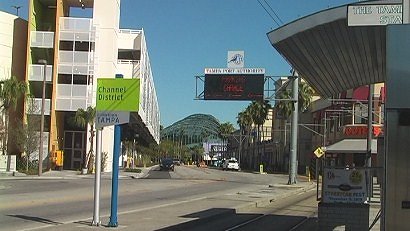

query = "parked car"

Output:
[[223, 158, 240, 171], [173, 158, 181, 166], [160, 158, 175, 171]]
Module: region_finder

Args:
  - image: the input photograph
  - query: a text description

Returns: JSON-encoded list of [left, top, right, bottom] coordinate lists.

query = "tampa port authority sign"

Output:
[[96, 78, 140, 128], [323, 168, 367, 203]]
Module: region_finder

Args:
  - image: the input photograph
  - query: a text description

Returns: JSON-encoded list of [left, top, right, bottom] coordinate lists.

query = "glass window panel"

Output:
[[73, 75, 87, 85], [74, 150, 82, 158], [58, 74, 72, 84], [65, 133, 73, 148], [59, 41, 73, 51], [75, 41, 90, 51], [74, 133, 83, 149]]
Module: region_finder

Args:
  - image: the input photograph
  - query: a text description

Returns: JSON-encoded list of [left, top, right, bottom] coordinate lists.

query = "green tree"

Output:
[[10, 99, 40, 172], [218, 122, 235, 159], [276, 81, 314, 120], [237, 109, 253, 158], [73, 106, 96, 173], [0, 76, 27, 157], [247, 100, 271, 142]]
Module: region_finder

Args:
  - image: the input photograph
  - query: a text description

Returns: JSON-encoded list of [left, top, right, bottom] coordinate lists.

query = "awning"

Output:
[[325, 139, 377, 154], [266, 0, 401, 97]]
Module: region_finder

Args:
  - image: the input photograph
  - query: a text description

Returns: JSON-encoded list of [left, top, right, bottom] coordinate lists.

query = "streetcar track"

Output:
[[224, 190, 318, 231]]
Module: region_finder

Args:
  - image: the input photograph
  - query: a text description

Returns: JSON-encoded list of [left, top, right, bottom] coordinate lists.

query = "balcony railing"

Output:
[[29, 64, 53, 82], [30, 31, 54, 48], [27, 98, 51, 116], [59, 51, 94, 64], [60, 17, 95, 32]]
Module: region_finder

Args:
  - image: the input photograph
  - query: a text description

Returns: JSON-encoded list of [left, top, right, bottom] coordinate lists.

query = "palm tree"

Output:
[[247, 100, 271, 142], [218, 122, 235, 159], [299, 81, 315, 112], [0, 76, 27, 157], [246, 100, 271, 170], [73, 106, 96, 173], [276, 80, 315, 120], [237, 110, 253, 168]]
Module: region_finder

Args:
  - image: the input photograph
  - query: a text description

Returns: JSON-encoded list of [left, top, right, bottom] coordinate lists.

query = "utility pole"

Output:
[[288, 71, 298, 185], [38, 59, 47, 176]]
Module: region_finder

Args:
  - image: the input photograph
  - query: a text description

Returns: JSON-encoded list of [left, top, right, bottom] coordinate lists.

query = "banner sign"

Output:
[[205, 68, 265, 75], [323, 168, 367, 203], [348, 4, 403, 26], [96, 78, 140, 128]]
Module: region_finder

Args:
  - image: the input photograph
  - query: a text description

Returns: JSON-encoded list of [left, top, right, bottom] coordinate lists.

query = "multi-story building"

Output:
[[0, 11, 28, 171], [26, 0, 159, 171]]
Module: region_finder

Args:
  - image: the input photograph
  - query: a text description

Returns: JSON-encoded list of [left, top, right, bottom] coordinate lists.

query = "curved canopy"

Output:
[[267, 0, 399, 97], [161, 114, 221, 145]]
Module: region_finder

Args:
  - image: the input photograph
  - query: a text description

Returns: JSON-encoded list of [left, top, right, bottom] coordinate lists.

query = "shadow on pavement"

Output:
[[7, 214, 63, 225], [155, 208, 318, 231]]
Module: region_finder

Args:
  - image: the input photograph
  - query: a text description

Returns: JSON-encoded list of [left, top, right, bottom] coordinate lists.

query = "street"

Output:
[[0, 166, 316, 231]]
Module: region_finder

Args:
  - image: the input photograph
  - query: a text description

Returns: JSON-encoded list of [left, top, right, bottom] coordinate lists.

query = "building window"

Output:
[[73, 74, 87, 85], [58, 74, 72, 84], [60, 41, 74, 51]]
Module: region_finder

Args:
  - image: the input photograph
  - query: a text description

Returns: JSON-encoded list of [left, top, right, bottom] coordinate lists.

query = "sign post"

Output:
[[91, 76, 139, 227]]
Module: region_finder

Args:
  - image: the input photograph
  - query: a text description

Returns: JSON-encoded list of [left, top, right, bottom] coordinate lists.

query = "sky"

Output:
[[0, 0, 357, 128]]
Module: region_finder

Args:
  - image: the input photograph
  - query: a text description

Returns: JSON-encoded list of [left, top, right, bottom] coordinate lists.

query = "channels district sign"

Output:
[[96, 78, 140, 128], [96, 78, 140, 111]]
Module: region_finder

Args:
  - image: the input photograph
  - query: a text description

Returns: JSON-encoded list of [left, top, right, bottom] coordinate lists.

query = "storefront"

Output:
[[325, 124, 383, 168]]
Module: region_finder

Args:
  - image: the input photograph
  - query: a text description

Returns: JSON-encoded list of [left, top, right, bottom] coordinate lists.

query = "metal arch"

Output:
[[161, 114, 222, 140]]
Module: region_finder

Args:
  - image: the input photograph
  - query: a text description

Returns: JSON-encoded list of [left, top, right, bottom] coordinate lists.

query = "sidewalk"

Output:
[[0, 167, 153, 180]]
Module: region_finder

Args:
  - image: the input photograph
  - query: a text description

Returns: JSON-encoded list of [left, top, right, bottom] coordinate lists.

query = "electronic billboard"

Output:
[[204, 68, 264, 101]]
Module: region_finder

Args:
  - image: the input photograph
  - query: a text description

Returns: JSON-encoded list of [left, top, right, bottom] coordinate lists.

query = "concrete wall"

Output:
[[385, 24, 410, 230]]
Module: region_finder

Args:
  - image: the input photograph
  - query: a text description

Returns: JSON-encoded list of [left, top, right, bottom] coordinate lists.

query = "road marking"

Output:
[[18, 196, 208, 231]]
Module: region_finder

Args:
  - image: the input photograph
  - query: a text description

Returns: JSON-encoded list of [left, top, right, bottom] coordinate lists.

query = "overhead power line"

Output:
[[262, 0, 284, 25], [257, 0, 280, 27]]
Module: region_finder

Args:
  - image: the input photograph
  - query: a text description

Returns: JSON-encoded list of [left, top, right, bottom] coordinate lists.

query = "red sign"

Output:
[[343, 125, 383, 138]]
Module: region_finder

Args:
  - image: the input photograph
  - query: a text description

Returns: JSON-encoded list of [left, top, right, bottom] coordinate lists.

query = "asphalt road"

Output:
[[0, 165, 315, 231]]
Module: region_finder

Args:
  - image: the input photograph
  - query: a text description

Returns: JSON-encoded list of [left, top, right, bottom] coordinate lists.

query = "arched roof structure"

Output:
[[161, 114, 221, 146], [267, 0, 400, 97]]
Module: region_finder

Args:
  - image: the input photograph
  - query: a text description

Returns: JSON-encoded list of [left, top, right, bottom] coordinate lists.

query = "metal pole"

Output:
[[38, 59, 47, 176], [367, 84, 374, 199], [108, 74, 123, 227], [91, 128, 102, 226], [288, 72, 298, 185]]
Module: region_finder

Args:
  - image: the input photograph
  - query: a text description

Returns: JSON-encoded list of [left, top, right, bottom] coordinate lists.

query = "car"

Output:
[[223, 158, 240, 171], [173, 158, 181, 166], [160, 158, 174, 171]]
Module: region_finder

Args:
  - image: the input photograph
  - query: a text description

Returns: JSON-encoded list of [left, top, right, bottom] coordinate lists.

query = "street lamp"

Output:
[[38, 59, 47, 176]]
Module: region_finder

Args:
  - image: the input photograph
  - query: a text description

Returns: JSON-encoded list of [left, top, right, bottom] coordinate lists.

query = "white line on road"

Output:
[[18, 196, 208, 231]]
